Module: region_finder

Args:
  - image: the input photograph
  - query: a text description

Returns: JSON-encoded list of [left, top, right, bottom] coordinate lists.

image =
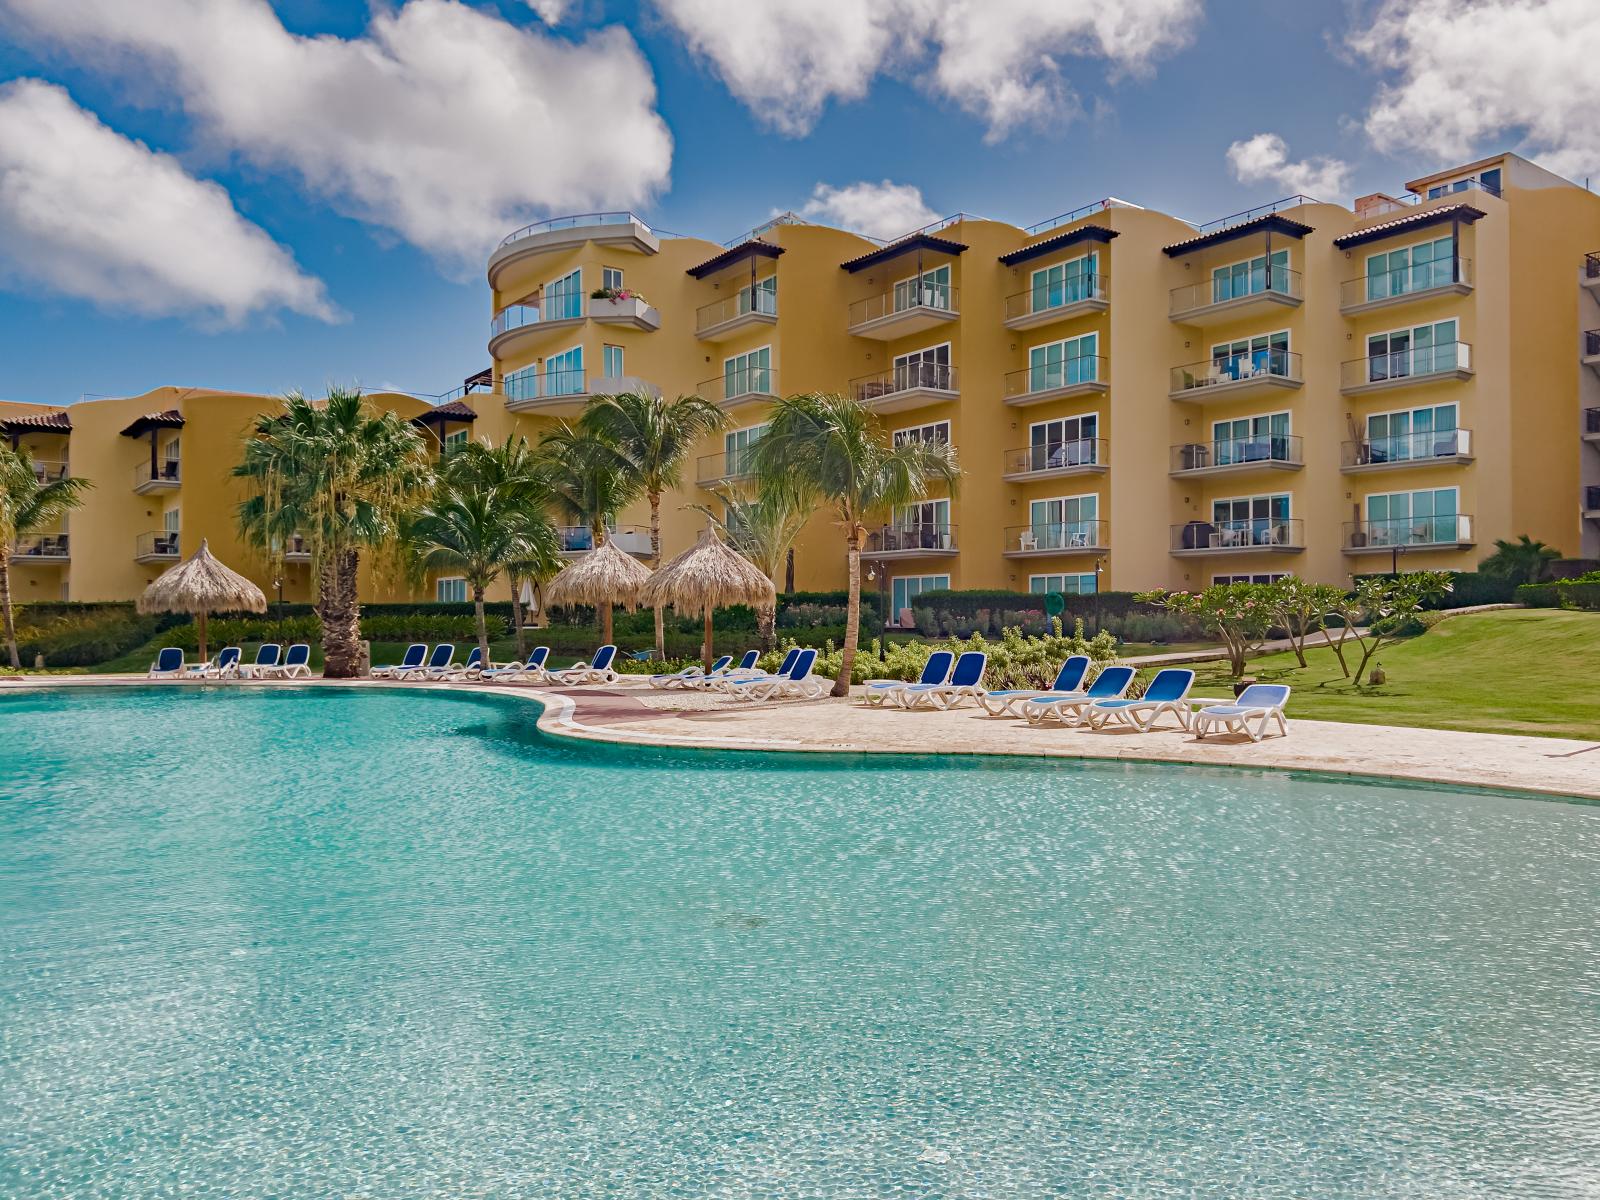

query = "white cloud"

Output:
[[652, 0, 1201, 140], [1, 0, 674, 268], [796, 180, 940, 241], [524, 0, 565, 23], [1347, 0, 1600, 180], [1226, 132, 1352, 200], [0, 80, 335, 325]]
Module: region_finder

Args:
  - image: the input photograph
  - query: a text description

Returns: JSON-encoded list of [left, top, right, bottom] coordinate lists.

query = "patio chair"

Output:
[[481, 645, 550, 683], [1192, 683, 1291, 742], [977, 655, 1090, 717], [650, 655, 733, 690], [237, 644, 283, 679], [684, 649, 760, 690], [551, 644, 619, 685], [898, 650, 988, 711], [710, 647, 799, 693], [183, 646, 241, 679], [259, 643, 313, 680], [727, 648, 827, 701], [372, 643, 427, 679], [147, 647, 185, 679], [439, 646, 485, 680], [1086, 668, 1195, 732], [862, 649, 954, 707], [394, 643, 452, 681], [1022, 665, 1135, 726]]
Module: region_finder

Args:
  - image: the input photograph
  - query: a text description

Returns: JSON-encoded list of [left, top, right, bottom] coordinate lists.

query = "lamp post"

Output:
[[1093, 557, 1105, 635], [867, 562, 888, 661]]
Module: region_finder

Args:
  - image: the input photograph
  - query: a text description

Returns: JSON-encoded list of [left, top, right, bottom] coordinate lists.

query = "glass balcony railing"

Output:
[[133, 458, 181, 488], [1170, 435, 1302, 473], [1002, 275, 1109, 321], [1342, 428, 1472, 468], [497, 212, 680, 249], [1341, 342, 1472, 389], [557, 525, 652, 555], [1170, 348, 1300, 395], [1003, 357, 1105, 401], [696, 284, 778, 333], [847, 284, 958, 329], [1170, 265, 1301, 318], [28, 459, 68, 484], [11, 533, 68, 560], [1004, 520, 1109, 554], [504, 367, 588, 403], [863, 523, 957, 554], [1342, 258, 1470, 307], [699, 367, 777, 406], [695, 448, 761, 485], [1002, 438, 1106, 476], [1172, 518, 1304, 551], [1344, 514, 1474, 549], [136, 531, 181, 560], [853, 362, 957, 403], [490, 293, 585, 339]]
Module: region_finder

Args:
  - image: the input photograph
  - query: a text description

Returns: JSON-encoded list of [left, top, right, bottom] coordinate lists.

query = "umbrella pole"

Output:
[[196, 611, 208, 665], [703, 610, 713, 672]]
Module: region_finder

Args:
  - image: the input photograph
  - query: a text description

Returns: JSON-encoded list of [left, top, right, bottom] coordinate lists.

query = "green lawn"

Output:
[[1189, 609, 1600, 740]]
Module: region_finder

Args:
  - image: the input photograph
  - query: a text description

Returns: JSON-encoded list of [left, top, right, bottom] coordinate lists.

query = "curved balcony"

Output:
[[1170, 349, 1301, 402], [852, 363, 958, 414], [1170, 435, 1303, 477], [487, 298, 585, 356], [1001, 276, 1109, 331], [1000, 439, 1108, 482], [488, 212, 662, 286], [10, 533, 68, 563], [1171, 519, 1304, 555], [1343, 515, 1475, 553], [1340, 258, 1472, 315], [847, 285, 958, 341], [1002, 520, 1109, 557], [696, 285, 778, 342], [1340, 342, 1473, 394], [135, 531, 181, 563], [502, 367, 594, 416], [1170, 265, 1301, 326], [1002, 357, 1107, 407], [1341, 428, 1474, 472], [863, 523, 957, 558]]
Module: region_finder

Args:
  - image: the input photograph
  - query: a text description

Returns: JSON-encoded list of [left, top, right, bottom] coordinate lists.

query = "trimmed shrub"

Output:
[[17, 610, 166, 667], [1516, 582, 1562, 608]]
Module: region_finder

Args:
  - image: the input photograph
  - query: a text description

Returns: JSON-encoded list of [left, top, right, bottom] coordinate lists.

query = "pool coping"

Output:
[[7, 674, 1598, 803]]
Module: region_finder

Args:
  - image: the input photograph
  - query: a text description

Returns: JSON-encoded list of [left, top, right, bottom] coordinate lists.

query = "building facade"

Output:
[[6, 152, 1598, 612]]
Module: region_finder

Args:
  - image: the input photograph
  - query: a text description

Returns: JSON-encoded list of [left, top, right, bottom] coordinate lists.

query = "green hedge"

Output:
[[1518, 581, 1600, 610]]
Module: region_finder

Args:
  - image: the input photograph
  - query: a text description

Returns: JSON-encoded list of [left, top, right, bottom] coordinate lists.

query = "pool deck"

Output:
[[8, 673, 1596, 801]]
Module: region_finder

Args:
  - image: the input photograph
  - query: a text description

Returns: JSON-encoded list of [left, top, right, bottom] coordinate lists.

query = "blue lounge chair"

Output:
[[728, 648, 827, 701], [260, 643, 313, 680], [147, 647, 185, 678], [1193, 684, 1291, 742], [395, 643, 452, 680], [1088, 668, 1196, 732], [1022, 665, 1136, 726], [482, 645, 549, 682], [184, 646, 241, 679], [552, 644, 619, 685], [238, 644, 283, 679], [898, 650, 987, 710], [686, 649, 759, 690], [862, 649, 953, 707], [372, 643, 426, 679], [712, 647, 799, 693], [439, 646, 484, 680], [977, 655, 1090, 716], [650, 654, 733, 690]]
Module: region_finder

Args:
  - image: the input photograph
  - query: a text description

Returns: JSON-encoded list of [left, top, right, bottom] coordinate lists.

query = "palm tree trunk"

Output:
[[509, 572, 527, 659], [318, 548, 364, 678], [758, 599, 776, 652], [473, 582, 490, 671], [835, 528, 861, 697], [0, 555, 19, 669], [650, 490, 665, 658]]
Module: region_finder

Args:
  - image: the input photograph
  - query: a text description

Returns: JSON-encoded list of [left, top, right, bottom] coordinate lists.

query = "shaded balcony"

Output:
[[1001, 275, 1109, 331], [1585, 251, 1600, 290], [1585, 407, 1600, 443], [1171, 518, 1304, 555], [1339, 257, 1472, 315], [1170, 435, 1303, 477], [1000, 438, 1108, 482], [1340, 342, 1473, 394], [10, 533, 68, 563], [28, 459, 68, 485], [1169, 349, 1301, 402], [1343, 514, 1476, 553], [1341, 428, 1474, 472], [1584, 329, 1600, 374], [1169, 265, 1301, 325], [699, 366, 778, 412], [133, 457, 181, 494], [135, 531, 181, 563], [1001, 520, 1109, 557], [846, 284, 959, 340], [852, 362, 958, 414], [1585, 487, 1600, 519], [502, 367, 596, 416], [863, 522, 957, 558], [696, 284, 778, 342], [282, 533, 312, 563], [487, 297, 585, 356], [557, 525, 653, 557], [695, 448, 760, 488], [1002, 357, 1108, 407]]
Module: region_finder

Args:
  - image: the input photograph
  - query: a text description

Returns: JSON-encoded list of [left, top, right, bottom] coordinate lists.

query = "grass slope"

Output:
[[1192, 609, 1599, 740]]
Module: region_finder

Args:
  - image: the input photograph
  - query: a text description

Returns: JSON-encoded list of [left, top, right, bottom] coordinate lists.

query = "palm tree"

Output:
[[694, 480, 810, 649], [235, 389, 432, 677], [752, 392, 960, 695], [580, 391, 726, 656], [1480, 534, 1561, 585], [0, 444, 92, 668]]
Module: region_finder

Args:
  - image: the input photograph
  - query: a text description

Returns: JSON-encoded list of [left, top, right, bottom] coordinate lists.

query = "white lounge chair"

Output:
[[1022, 665, 1135, 726], [371, 643, 426, 679], [237, 644, 283, 679], [1087, 668, 1195, 732], [650, 654, 733, 690], [686, 649, 760, 689], [977, 655, 1089, 716], [394, 644, 452, 681], [439, 647, 485, 680], [898, 650, 987, 710], [862, 649, 953, 707], [1193, 683, 1291, 742], [727, 648, 827, 701], [551, 644, 619, 685], [710, 647, 799, 693], [482, 645, 549, 682], [183, 646, 241, 679], [147, 647, 185, 679], [259, 643, 313, 680]]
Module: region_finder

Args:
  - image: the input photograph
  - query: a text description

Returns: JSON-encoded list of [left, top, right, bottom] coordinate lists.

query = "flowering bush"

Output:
[[589, 286, 648, 304], [1136, 582, 1275, 677]]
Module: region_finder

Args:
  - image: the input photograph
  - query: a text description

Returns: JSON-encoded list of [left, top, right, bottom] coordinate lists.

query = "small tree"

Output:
[[1479, 535, 1560, 585], [1264, 576, 1347, 668], [1136, 582, 1275, 677], [0, 445, 92, 668], [1323, 571, 1452, 683]]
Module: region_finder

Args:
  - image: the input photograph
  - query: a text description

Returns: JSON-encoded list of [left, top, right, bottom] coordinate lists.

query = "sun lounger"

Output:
[[237, 644, 283, 679], [710, 647, 799, 693], [650, 654, 733, 689], [394, 643, 452, 680], [147, 647, 185, 678], [976, 655, 1089, 716], [183, 646, 241, 679], [728, 647, 827, 701], [481, 645, 550, 682], [862, 649, 953, 707], [551, 644, 619, 685], [684, 649, 759, 690], [372, 643, 426, 679], [1192, 683, 1291, 742], [1022, 664, 1135, 726], [259, 643, 313, 680], [1087, 668, 1195, 732], [898, 650, 987, 710], [438, 646, 485, 680]]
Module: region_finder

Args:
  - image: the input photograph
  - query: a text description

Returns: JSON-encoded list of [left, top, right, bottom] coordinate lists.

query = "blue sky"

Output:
[[0, 0, 1591, 406]]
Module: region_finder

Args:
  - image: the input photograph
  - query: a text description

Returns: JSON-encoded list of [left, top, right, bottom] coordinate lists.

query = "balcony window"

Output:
[[546, 269, 583, 321], [745, 276, 777, 316], [1364, 404, 1459, 464], [892, 499, 949, 534], [893, 343, 953, 391], [1030, 253, 1098, 313], [1210, 331, 1290, 381], [893, 420, 950, 448], [1211, 249, 1289, 304], [603, 344, 624, 379], [725, 345, 772, 399], [545, 345, 585, 395], [1026, 494, 1099, 550], [1213, 573, 1288, 585], [1212, 412, 1291, 465], [1365, 487, 1461, 544], [602, 266, 624, 291], [436, 576, 467, 603], [442, 428, 469, 455], [1029, 414, 1098, 472], [724, 424, 766, 477], [892, 264, 951, 314], [890, 573, 949, 619], [1425, 167, 1500, 199], [1029, 573, 1097, 595], [1365, 320, 1460, 382], [1365, 236, 1460, 301], [1209, 493, 1292, 548], [1028, 333, 1098, 392]]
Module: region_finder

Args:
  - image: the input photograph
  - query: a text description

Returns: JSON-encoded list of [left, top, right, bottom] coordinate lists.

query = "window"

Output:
[[163, 507, 180, 533], [1211, 248, 1289, 303], [1365, 487, 1460, 545], [891, 574, 949, 618], [442, 428, 469, 454], [1211, 411, 1290, 465], [1027, 494, 1099, 550], [1366, 320, 1459, 381], [1027, 333, 1098, 392], [503, 363, 539, 402], [724, 424, 766, 475], [893, 420, 950, 447], [1029, 573, 1097, 595], [893, 264, 951, 313], [160, 437, 181, 477], [1366, 235, 1458, 301], [740, 275, 777, 317], [1426, 167, 1501, 199], [1030, 254, 1098, 312], [546, 269, 582, 321], [602, 344, 624, 380], [436, 577, 468, 603], [1028, 413, 1099, 471], [893, 343, 951, 391], [1209, 330, 1290, 380], [1212, 573, 1287, 585], [893, 498, 950, 532], [1365, 403, 1459, 464], [1210, 494, 1292, 547], [724, 345, 772, 398], [544, 345, 584, 396], [602, 266, 624, 291]]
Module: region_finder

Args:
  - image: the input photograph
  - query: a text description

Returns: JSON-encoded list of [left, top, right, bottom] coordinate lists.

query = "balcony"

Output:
[[1002, 357, 1108, 408], [852, 363, 958, 414], [133, 458, 181, 494], [1340, 342, 1473, 394], [502, 368, 624, 416], [1001, 520, 1109, 558], [1343, 515, 1476, 554], [1000, 438, 1108, 482], [588, 293, 660, 330], [1001, 276, 1109, 331], [1341, 428, 1475, 472], [1169, 349, 1302, 403], [1585, 407, 1600, 443], [487, 298, 585, 356], [695, 449, 760, 488], [1584, 251, 1600, 290], [846, 284, 959, 340], [699, 367, 778, 412], [28, 459, 68, 484], [1171, 519, 1304, 555], [696, 285, 778, 342], [135, 531, 181, 563], [1170, 435, 1303, 478], [488, 212, 662, 286], [863, 523, 958, 558], [10, 533, 68, 563], [557, 525, 653, 557], [1339, 258, 1472, 315], [1585, 486, 1600, 519], [1583, 329, 1600, 374], [282, 533, 312, 563], [1169, 266, 1302, 326]]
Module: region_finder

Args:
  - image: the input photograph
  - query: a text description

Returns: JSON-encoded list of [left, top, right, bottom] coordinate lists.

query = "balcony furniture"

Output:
[[1018, 529, 1037, 552], [1180, 521, 1212, 550]]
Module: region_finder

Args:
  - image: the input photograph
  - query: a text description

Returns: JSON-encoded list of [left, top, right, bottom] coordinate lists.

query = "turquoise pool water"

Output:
[[2, 686, 1597, 1197]]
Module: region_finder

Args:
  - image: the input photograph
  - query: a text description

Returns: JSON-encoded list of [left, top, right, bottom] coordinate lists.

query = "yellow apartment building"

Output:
[[6, 151, 1599, 616]]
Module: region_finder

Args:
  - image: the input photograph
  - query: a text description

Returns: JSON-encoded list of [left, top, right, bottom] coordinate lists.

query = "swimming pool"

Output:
[[2, 685, 1597, 1197]]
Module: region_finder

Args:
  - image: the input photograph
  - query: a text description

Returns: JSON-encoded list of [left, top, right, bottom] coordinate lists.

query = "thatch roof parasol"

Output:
[[544, 536, 652, 645], [642, 526, 775, 668], [137, 538, 267, 663]]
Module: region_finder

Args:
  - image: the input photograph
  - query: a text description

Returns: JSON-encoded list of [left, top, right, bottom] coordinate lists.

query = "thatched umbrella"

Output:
[[137, 538, 267, 663], [544, 536, 652, 646], [642, 526, 775, 669]]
